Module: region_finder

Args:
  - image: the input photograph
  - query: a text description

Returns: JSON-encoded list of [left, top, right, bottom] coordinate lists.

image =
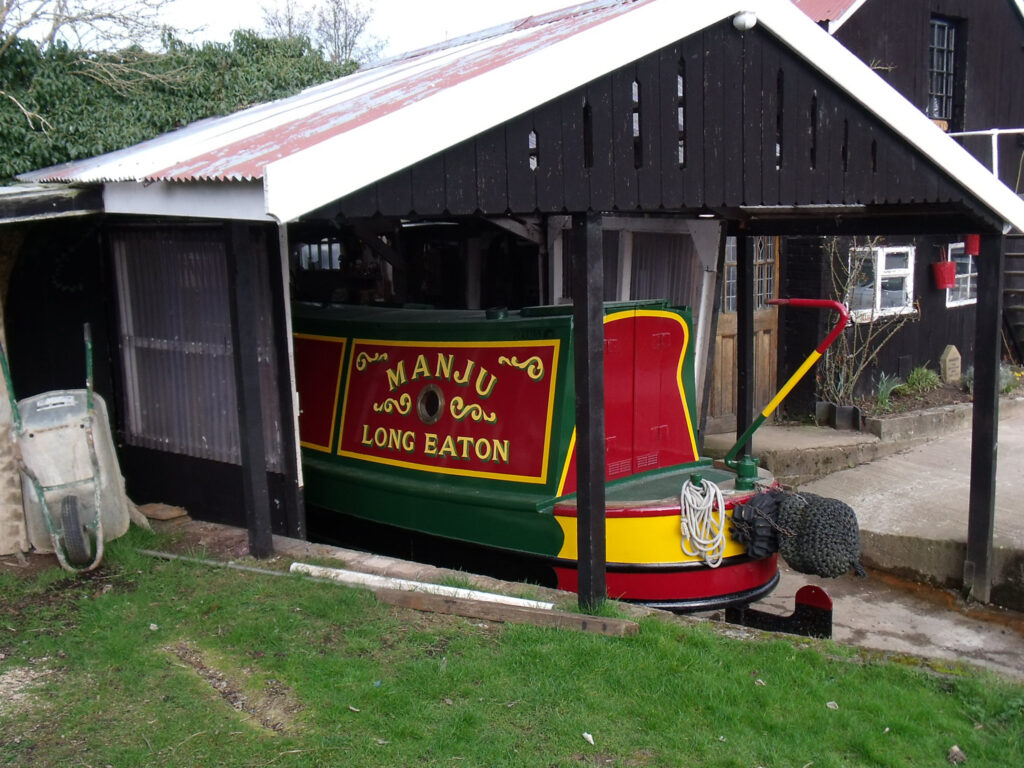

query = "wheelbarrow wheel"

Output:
[[60, 495, 93, 566]]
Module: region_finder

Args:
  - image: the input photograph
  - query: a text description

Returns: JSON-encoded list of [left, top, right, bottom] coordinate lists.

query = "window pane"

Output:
[[884, 250, 910, 271], [848, 249, 876, 312], [724, 265, 737, 313], [928, 17, 956, 120], [879, 277, 907, 308], [951, 249, 976, 302]]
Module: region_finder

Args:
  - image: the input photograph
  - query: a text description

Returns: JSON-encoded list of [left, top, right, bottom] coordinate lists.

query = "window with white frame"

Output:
[[945, 242, 977, 307], [847, 245, 916, 322], [722, 236, 776, 313]]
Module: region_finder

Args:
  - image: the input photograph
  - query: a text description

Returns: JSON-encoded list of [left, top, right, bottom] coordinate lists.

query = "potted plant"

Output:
[[815, 237, 917, 429]]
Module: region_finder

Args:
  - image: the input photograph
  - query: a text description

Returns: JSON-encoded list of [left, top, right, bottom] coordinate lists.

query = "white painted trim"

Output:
[[547, 216, 571, 304], [693, 267, 718, 415], [278, 224, 304, 490], [104, 181, 272, 221], [617, 230, 633, 301], [288, 562, 555, 609]]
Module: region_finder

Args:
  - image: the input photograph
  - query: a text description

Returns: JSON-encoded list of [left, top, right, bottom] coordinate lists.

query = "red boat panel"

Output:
[[336, 338, 561, 484], [603, 309, 636, 480], [558, 309, 698, 495], [294, 334, 347, 452]]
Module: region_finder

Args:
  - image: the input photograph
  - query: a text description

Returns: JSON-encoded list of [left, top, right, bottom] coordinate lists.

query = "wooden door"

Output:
[[706, 237, 779, 435]]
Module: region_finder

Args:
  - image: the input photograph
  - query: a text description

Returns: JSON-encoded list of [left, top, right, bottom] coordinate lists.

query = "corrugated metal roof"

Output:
[[16, 0, 1024, 233], [20, 0, 653, 186]]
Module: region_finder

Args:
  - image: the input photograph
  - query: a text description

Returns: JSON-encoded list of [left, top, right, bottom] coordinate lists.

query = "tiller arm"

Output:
[[724, 299, 849, 488]]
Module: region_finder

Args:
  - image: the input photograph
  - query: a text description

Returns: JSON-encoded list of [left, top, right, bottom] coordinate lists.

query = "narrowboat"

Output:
[[293, 299, 781, 610]]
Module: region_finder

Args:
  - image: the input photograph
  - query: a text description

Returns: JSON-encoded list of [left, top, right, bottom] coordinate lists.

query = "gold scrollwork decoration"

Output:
[[373, 392, 412, 415], [449, 396, 497, 424], [356, 351, 389, 371], [498, 355, 545, 381]]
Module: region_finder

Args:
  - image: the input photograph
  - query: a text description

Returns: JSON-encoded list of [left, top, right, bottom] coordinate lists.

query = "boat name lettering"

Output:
[[359, 424, 510, 464], [383, 354, 498, 398]]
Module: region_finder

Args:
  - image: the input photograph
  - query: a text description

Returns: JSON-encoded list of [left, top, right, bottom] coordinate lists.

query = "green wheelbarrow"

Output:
[[1, 325, 130, 571]]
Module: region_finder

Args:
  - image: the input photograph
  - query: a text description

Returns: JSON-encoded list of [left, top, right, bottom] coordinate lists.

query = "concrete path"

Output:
[[799, 401, 1024, 611], [754, 567, 1024, 681]]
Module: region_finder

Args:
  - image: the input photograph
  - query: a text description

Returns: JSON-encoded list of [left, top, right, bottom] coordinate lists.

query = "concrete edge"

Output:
[[760, 395, 1024, 487], [863, 395, 1024, 441], [859, 530, 1024, 613]]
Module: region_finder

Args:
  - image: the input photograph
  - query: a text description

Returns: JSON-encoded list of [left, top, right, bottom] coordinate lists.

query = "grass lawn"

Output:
[[2, 527, 1022, 767]]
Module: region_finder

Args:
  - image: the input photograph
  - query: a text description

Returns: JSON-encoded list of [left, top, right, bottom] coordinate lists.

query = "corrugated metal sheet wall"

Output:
[[111, 226, 284, 472]]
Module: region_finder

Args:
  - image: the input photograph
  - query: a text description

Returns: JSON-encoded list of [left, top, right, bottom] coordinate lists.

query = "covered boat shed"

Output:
[[12, 0, 1024, 606]]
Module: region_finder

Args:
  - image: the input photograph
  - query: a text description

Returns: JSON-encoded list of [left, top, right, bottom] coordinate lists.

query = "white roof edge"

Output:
[[105, 181, 272, 222], [263, 1, 745, 223]]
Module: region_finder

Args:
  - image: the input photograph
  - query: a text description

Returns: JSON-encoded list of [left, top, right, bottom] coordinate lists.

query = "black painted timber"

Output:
[[836, 0, 1024, 191], [332, 20, 990, 227], [226, 222, 274, 559], [965, 233, 1005, 603], [736, 234, 755, 458], [572, 212, 607, 610]]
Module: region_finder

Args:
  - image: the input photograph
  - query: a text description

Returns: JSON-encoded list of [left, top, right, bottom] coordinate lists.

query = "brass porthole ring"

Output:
[[417, 384, 445, 425]]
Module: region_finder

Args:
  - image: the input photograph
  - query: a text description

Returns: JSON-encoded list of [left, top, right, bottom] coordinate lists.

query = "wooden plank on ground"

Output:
[[375, 588, 639, 637]]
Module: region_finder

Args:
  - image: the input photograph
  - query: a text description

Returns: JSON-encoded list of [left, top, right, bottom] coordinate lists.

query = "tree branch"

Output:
[[0, 88, 52, 131]]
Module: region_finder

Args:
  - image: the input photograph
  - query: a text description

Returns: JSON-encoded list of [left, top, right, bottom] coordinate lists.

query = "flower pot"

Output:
[[815, 401, 835, 427], [932, 260, 956, 290], [832, 404, 862, 431]]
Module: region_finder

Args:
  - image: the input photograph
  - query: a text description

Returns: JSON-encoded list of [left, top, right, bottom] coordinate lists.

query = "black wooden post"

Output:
[[572, 212, 606, 610], [965, 232, 1005, 603], [226, 222, 274, 558], [736, 234, 755, 456]]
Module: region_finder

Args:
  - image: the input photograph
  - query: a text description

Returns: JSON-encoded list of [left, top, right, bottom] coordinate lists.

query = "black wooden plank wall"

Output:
[[837, 0, 1024, 191], [335, 20, 973, 220], [777, 233, 980, 418]]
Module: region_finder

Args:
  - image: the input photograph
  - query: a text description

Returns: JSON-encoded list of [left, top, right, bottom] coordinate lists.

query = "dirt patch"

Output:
[[1, 550, 59, 580], [857, 382, 972, 417], [165, 641, 303, 732], [153, 518, 254, 561], [0, 662, 49, 717]]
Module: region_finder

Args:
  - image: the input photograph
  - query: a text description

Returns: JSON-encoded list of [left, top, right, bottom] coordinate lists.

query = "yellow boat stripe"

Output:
[[555, 511, 747, 564]]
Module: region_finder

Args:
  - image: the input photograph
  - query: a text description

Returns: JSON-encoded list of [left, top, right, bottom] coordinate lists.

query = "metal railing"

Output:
[[948, 127, 1024, 181]]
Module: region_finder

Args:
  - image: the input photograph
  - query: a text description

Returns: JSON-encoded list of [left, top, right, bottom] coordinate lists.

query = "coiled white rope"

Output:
[[680, 476, 727, 568]]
